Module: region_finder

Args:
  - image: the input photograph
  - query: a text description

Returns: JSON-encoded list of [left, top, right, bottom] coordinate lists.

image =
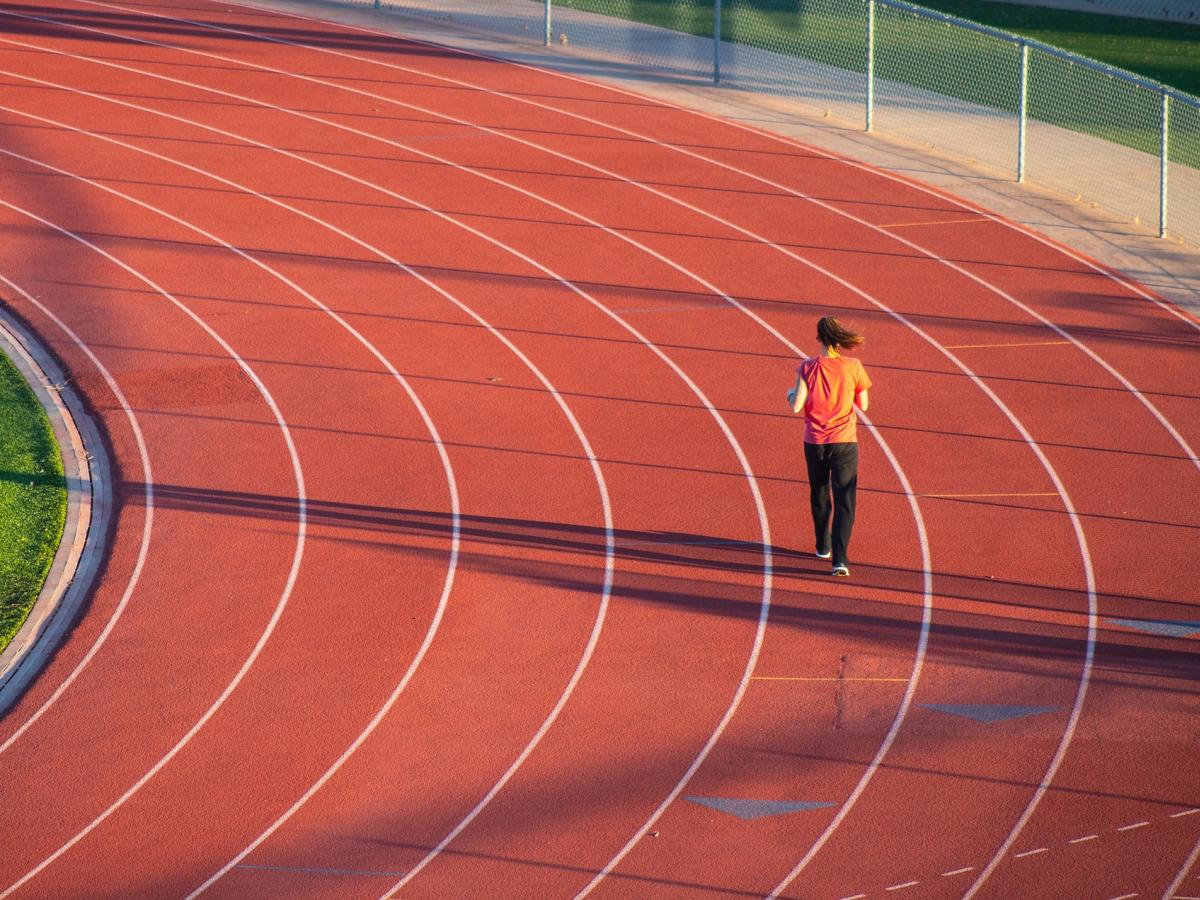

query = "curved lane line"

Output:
[[82, 13, 1172, 888], [11, 12, 1097, 893], [0, 36, 785, 893], [0, 73, 614, 895], [260, 0, 1200, 336], [161, 3, 1197, 473], [0, 124, 474, 887], [0, 61, 612, 899], [120, 3, 1189, 891], [0, 274, 153, 753], [0, 199, 308, 897]]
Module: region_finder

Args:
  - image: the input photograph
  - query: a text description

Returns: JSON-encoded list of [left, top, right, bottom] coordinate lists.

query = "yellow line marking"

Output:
[[922, 492, 1059, 499], [877, 217, 989, 228], [943, 340, 1072, 349], [751, 676, 911, 682]]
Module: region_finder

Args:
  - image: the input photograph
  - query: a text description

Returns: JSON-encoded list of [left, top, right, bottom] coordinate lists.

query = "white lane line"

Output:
[[1164, 835, 1200, 900], [152, 0, 1200, 478], [0, 54, 762, 900], [886, 881, 919, 891], [0, 273, 153, 754], [942, 867, 975, 877], [1108, 893, 1139, 899], [1172, 810, 1200, 818], [838, 894, 868, 899], [1013, 847, 1049, 858], [0, 25, 767, 895], [0, 125, 471, 892], [0, 24, 777, 897], [419, 8, 1200, 336], [27, 15, 1110, 892], [5, 11, 919, 894], [0, 200, 308, 898], [1069, 834, 1099, 844], [1118, 821, 1151, 832]]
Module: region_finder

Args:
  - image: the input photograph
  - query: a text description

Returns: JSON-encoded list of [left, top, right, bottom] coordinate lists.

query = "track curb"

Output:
[[0, 303, 111, 716]]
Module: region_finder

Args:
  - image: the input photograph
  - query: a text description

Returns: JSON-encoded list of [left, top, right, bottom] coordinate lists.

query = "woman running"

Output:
[[787, 317, 872, 577]]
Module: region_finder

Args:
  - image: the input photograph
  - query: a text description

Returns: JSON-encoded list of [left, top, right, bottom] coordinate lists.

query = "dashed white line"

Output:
[[1117, 821, 1150, 832], [942, 867, 975, 877], [1171, 809, 1200, 819], [1013, 847, 1049, 859], [1068, 834, 1099, 844], [838, 894, 867, 900], [1107, 893, 1138, 899], [885, 881, 919, 891]]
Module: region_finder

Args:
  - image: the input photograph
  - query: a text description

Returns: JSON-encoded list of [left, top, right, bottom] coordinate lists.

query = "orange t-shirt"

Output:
[[797, 356, 872, 444]]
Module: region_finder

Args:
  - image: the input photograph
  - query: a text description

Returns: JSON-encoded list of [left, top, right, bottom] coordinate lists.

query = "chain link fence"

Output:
[[366, 0, 1200, 246]]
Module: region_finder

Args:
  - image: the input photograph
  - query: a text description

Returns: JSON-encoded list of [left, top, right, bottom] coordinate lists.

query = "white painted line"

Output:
[[942, 867, 975, 877], [4, 12, 1113, 900], [1014, 847, 1049, 858], [1118, 821, 1151, 832], [185, 0, 1200, 481], [80, 14, 1107, 895], [0, 50, 767, 900], [0, 27, 907, 900], [1164, 833, 1200, 900], [0, 76, 615, 900], [0, 306, 100, 712], [1068, 834, 1099, 844], [886, 882, 919, 891], [838, 894, 867, 900], [0, 200, 309, 899], [0, 274, 152, 754], [1107, 893, 1138, 899], [1171, 809, 1200, 818]]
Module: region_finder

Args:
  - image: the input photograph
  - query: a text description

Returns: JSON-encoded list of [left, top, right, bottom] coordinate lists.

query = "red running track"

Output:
[[0, 0, 1197, 897]]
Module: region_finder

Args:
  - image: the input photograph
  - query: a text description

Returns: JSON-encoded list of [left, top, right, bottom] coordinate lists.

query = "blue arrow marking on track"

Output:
[[921, 704, 1060, 723], [1106, 618, 1200, 638], [684, 797, 836, 820]]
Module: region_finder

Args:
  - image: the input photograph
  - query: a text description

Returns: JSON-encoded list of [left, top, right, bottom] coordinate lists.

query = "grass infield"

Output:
[[0, 346, 67, 654]]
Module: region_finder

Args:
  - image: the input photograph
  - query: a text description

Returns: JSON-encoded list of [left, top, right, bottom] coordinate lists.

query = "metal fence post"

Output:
[[1017, 40, 1028, 182], [1159, 90, 1169, 238], [545, 0, 552, 46], [865, 0, 875, 132], [714, 0, 722, 84]]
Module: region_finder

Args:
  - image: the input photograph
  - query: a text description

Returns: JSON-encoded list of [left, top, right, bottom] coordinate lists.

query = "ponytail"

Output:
[[817, 316, 864, 351]]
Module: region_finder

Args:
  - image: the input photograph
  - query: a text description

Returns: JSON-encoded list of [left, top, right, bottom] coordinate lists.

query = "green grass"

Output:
[[910, 0, 1200, 98], [552, 0, 1200, 162], [0, 348, 67, 654]]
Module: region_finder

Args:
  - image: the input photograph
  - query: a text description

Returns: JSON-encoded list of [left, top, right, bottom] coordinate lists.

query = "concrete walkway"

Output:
[[241, 0, 1200, 318]]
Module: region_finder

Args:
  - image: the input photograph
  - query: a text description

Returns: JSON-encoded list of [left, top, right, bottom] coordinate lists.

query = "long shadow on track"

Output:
[[119, 480, 1200, 691]]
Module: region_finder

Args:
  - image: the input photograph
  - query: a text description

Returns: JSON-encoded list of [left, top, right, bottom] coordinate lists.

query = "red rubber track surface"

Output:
[[0, 1, 1196, 897]]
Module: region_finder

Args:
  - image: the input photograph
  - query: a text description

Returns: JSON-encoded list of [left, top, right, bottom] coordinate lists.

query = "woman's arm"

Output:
[[788, 372, 808, 414], [855, 388, 869, 413]]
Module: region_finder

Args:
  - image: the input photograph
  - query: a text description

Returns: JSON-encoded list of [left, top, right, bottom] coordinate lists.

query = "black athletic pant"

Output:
[[804, 441, 859, 566]]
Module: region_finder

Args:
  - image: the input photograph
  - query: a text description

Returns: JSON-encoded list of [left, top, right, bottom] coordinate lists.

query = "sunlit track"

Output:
[[0, 272, 154, 751], [0, 9, 1113, 894], [73, 0, 1196, 473], [0, 6, 1095, 892], [246, 0, 1200, 339], [0, 33, 788, 891], [0, 1, 1194, 896], [0, 133, 487, 893], [0, 197, 309, 897], [95, 7, 1192, 891]]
